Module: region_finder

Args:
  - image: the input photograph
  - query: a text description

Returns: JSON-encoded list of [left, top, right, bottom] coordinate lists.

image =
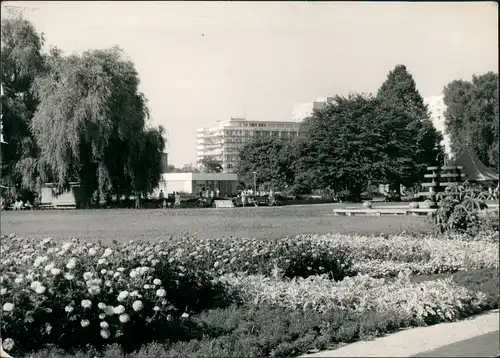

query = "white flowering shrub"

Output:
[[0, 237, 234, 353]]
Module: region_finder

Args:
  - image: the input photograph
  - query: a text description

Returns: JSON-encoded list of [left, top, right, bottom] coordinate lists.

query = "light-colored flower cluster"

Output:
[[162, 232, 498, 277], [217, 271, 488, 322], [0, 236, 194, 352]]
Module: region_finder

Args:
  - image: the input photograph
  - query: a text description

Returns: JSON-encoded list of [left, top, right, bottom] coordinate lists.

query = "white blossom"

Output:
[[119, 313, 130, 323], [114, 305, 125, 315], [156, 288, 166, 298], [117, 291, 129, 301], [2, 302, 14, 312], [132, 300, 144, 312], [81, 319, 90, 327]]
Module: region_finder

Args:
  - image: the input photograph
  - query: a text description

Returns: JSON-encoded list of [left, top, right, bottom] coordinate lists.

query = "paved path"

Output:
[[413, 330, 499, 357], [301, 310, 499, 357]]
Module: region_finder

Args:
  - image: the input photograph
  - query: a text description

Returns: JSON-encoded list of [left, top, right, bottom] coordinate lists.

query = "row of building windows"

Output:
[[219, 130, 299, 136], [228, 122, 298, 129], [199, 131, 300, 143]]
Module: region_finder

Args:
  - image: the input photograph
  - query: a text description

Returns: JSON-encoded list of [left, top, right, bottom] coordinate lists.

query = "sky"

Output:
[[2, 1, 498, 166]]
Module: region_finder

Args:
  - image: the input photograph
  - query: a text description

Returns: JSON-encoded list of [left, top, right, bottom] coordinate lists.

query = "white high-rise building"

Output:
[[292, 97, 335, 122], [196, 117, 302, 173], [424, 95, 451, 154]]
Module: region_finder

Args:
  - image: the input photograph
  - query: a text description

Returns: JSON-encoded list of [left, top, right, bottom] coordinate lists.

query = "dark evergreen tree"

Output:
[[376, 65, 444, 193]]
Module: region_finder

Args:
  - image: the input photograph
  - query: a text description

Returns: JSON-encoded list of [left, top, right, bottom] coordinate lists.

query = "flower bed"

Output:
[[217, 271, 488, 321], [0, 236, 235, 354], [164, 233, 499, 278], [0, 232, 498, 357]]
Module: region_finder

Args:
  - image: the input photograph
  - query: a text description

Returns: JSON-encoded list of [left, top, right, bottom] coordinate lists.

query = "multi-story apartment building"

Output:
[[292, 97, 335, 122], [424, 95, 451, 154], [196, 117, 302, 173]]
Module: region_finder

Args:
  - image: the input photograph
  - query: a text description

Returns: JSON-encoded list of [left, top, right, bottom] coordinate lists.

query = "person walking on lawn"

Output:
[[269, 189, 276, 206], [241, 190, 247, 207], [159, 190, 165, 208], [174, 191, 181, 208]]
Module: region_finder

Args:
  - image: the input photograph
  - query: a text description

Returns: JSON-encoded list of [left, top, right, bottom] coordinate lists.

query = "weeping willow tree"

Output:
[[1, 17, 45, 198], [31, 46, 165, 205]]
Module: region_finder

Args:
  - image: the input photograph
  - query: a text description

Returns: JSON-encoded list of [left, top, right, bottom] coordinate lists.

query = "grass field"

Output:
[[0, 203, 430, 242]]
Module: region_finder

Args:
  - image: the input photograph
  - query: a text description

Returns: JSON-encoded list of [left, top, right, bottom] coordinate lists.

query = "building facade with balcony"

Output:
[[424, 95, 451, 154], [196, 117, 302, 173]]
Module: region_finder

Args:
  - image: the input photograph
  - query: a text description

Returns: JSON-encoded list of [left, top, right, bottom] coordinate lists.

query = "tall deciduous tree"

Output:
[[376, 65, 444, 191], [301, 94, 418, 200], [31, 46, 165, 204], [236, 137, 294, 191], [443, 72, 499, 170], [197, 156, 223, 173], [166, 164, 200, 173], [1, 17, 45, 195]]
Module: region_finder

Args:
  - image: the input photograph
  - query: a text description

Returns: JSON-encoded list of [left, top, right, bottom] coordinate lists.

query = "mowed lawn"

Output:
[[0, 203, 431, 242]]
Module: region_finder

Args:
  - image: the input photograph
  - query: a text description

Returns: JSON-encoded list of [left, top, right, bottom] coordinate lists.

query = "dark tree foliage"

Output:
[[166, 164, 200, 173], [31, 46, 165, 204], [443, 72, 499, 171], [376, 65, 444, 191], [1, 18, 45, 195], [236, 137, 295, 191], [1, 18, 166, 205], [198, 156, 223, 173], [237, 92, 426, 200], [301, 94, 419, 200]]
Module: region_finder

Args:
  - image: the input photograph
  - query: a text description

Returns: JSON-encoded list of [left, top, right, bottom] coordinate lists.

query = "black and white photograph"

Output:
[[0, 1, 499, 357]]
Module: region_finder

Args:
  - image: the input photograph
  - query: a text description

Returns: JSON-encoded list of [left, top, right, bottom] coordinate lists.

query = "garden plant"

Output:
[[0, 225, 498, 357]]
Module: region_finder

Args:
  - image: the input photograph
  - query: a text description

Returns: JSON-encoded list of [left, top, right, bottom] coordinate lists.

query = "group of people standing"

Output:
[[157, 190, 181, 209], [199, 188, 220, 199], [236, 189, 275, 207]]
